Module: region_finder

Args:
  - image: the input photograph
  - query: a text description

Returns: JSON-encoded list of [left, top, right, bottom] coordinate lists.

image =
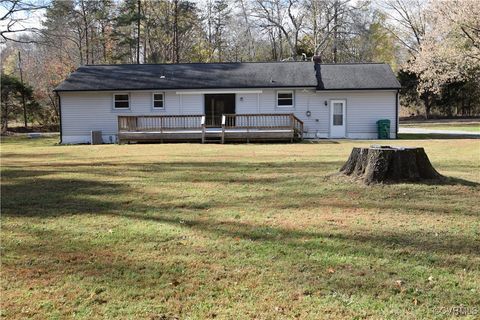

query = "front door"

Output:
[[204, 94, 235, 127], [330, 100, 346, 138]]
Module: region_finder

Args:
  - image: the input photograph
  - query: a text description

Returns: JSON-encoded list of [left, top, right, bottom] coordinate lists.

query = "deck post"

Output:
[[117, 117, 121, 144], [246, 114, 250, 143], [290, 113, 295, 143], [201, 115, 206, 144], [221, 115, 226, 144]]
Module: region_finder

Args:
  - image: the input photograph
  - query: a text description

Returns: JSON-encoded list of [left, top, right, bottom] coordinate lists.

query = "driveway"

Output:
[[399, 127, 480, 137]]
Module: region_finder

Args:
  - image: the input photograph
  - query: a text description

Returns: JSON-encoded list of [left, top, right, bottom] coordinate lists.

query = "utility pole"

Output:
[[173, 0, 179, 63], [333, 0, 338, 63], [18, 51, 27, 128], [136, 0, 141, 64]]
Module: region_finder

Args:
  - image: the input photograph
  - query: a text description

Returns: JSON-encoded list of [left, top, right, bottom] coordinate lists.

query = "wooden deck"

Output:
[[117, 114, 304, 143]]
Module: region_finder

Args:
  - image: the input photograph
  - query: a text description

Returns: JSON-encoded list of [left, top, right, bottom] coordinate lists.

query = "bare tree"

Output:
[[204, 0, 231, 61], [253, 0, 306, 60], [0, 0, 48, 43], [307, 0, 332, 55], [239, 0, 255, 60], [379, 0, 430, 116], [380, 0, 427, 55]]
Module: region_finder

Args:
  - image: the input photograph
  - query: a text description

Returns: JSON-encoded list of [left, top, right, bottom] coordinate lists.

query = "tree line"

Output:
[[1, 0, 479, 131]]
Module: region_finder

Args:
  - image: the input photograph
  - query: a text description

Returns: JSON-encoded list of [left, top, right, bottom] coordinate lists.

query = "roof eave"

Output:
[[315, 87, 401, 91], [54, 86, 401, 93], [54, 85, 320, 92]]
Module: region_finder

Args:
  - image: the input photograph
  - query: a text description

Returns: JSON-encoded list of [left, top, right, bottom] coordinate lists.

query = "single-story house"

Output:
[[54, 60, 401, 144]]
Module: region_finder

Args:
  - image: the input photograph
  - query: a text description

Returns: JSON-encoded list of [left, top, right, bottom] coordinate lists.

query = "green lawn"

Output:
[[1, 137, 479, 319], [400, 121, 480, 132]]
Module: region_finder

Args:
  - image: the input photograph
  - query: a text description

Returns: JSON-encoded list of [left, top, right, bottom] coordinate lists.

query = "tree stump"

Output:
[[340, 145, 443, 184]]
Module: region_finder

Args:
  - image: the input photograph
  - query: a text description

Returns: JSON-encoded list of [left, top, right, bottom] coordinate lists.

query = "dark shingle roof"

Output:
[[54, 62, 400, 92]]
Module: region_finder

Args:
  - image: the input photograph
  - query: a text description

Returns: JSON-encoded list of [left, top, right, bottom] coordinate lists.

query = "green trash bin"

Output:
[[377, 119, 390, 139]]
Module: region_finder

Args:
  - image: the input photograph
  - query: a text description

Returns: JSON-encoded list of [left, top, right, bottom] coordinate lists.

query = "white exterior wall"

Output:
[[60, 89, 397, 144]]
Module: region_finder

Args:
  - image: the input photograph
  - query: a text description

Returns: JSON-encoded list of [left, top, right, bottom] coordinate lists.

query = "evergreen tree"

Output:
[[1, 74, 39, 132]]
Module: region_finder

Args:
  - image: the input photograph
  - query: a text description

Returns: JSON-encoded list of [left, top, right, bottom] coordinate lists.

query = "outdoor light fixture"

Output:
[[324, 100, 328, 106], [240, 97, 244, 102], [306, 110, 312, 117]]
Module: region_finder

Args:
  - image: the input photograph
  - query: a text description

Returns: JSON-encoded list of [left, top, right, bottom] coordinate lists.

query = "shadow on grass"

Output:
[[2, 156, 479, 264], [333, 172, 480, 187], [3, 157, 479, 218], [2, 167, 478, 260], [0, 152, 66, 159], [4, 204, 478, 308], [1, 160, 345, 186], [0, 218, 409, 310], [111, 211, 480, 259], [300, 140, 340, 144], [1, 174, 134, 216], [7, 156, 478, 187], [427, 176, 480, 187], [3, 175, 478, 222]]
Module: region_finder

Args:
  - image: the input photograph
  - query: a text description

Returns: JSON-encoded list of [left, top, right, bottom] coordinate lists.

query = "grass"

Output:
[[1, 136, 480, 319], [400, 121, 480, 132]]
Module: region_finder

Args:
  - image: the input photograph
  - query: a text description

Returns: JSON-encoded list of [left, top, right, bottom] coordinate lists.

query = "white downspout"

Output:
[[257, 93, 260, 113]]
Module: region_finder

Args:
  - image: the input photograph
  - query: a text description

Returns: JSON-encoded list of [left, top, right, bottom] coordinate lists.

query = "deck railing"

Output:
[[222, 113, 304, 138], [291, 114, 304, 138], [118, 115, 204, 132], [118, 113, 304, 143]]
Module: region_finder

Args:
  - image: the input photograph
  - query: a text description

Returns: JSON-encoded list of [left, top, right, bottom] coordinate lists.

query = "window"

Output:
[[152, 93, 164, 109], [114, 94, 129, 109], [277, 91, 294, 107], [333, 103, 343, 125]]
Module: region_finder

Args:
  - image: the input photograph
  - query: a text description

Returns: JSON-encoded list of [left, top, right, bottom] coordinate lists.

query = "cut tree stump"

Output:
[[340, 145, 443, 184]]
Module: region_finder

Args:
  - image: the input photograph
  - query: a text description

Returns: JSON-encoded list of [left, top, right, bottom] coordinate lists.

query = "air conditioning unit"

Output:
[[91, 130, 103, 145]]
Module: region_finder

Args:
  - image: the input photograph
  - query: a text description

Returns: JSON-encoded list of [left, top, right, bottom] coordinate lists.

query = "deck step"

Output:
[[203, 137, 223, 144]]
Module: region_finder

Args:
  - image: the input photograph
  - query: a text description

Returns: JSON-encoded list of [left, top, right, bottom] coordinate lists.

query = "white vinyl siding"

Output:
[[236, 93, 259, 113], [343, 91, 396, 136], [254, 89, 329, 138], [180, 94, 203, 114], [62, 92, 118, 137]]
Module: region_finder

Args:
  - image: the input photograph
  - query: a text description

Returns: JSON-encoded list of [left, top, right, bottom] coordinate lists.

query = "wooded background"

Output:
[[1, 0, 479, 131]]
